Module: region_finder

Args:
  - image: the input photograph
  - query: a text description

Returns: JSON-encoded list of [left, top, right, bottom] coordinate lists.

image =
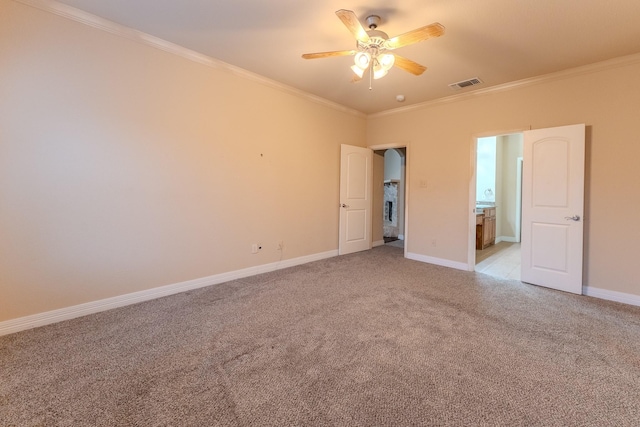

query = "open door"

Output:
[[339, 144, 372, 255], [521, 124, 585, 294]]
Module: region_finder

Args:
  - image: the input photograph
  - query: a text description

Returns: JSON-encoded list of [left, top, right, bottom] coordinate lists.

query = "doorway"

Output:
[[473, 133, 523, 280], [371, 144, 408, 253]]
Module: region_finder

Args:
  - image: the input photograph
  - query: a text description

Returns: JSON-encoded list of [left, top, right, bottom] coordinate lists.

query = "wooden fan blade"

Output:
[[393, 55, 427, 75], [386, 23, 445, 49], [336, 9, 370, 44], [302, 50, 355, 59]]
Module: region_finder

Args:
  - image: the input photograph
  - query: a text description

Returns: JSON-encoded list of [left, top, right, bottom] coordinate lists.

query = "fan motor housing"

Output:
[[367, 29, 389, 41], [366, 15, 381, 29]]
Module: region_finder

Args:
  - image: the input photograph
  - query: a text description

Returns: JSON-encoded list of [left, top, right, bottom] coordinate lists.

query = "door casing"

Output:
[[370, 143, 409, 258]]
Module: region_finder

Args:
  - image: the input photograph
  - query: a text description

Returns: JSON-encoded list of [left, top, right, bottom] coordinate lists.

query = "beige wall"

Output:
[[3, 0, 639, 325], [0, 1, 366, 322], [495, 137, 504, 238], [367, 57, 640, 297], [384, 149, 402, 180], [496, 134, 523, 240]]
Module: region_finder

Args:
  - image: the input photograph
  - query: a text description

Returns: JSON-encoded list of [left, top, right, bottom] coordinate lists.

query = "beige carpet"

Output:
[[2, 245, 640, 426]]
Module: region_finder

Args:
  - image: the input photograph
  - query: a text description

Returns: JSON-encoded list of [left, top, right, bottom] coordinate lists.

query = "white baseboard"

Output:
[[6, 250, 637, 337], [372, 240, 385, 248], [406, 252, 471, 271], [0, 249, 338, 337], [406, 254, 640, 307], [582, 286, 640, 307]]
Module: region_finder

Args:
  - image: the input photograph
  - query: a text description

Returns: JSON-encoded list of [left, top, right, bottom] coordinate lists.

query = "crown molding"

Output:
[[15, 0, 640, 121], [370, 52, 640, 119], [14, 0, 366, 119]]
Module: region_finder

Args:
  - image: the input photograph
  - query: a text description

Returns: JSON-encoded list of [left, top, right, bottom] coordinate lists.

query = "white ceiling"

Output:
[[52, 0, 640, 114]]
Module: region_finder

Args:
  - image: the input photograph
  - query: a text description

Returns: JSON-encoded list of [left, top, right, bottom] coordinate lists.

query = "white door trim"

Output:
[[515, 157, 523, 243]]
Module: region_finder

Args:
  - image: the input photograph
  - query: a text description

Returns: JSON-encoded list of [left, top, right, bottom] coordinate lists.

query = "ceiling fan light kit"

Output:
[[351, 64, 365, 78], [302, 9, 444, 88], [354, 52, 371, 69]]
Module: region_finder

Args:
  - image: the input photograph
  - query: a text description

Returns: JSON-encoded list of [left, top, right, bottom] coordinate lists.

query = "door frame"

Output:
[[370, 142, 409, 258], [468, 129, 525, 270], [515, 157, 523, 243]]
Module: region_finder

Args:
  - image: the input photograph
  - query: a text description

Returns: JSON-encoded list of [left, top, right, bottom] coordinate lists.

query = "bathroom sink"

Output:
[[476, 203, 495, 214]]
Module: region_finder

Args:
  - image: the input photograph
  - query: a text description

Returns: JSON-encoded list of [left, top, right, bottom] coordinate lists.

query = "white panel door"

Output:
[[521, 124, 585, 294], [339, 144, 372, 255]]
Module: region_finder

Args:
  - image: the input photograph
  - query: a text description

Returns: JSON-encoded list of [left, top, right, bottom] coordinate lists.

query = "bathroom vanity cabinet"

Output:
[[476, 207, 496, 250]]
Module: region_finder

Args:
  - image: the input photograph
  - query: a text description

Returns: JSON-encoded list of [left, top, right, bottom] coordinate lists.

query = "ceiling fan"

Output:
[[302, 9, 444, 84]]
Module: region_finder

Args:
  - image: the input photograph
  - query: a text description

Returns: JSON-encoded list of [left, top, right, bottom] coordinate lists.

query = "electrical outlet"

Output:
[[431, 239, 437, 247], [251, 244, 258, 254]]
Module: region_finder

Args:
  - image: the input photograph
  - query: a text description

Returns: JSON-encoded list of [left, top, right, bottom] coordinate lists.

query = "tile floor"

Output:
[[475, 241, 521, 280], [385, 239, 405, 249]]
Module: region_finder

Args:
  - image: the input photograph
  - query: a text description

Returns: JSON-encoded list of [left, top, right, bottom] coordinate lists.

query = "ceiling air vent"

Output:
[[449, 77, 483, 90]]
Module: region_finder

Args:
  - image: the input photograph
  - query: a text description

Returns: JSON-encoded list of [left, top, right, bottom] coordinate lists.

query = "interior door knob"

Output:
[[340, 203, 349, 208], [564, 215, 580, 221]]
